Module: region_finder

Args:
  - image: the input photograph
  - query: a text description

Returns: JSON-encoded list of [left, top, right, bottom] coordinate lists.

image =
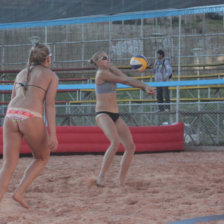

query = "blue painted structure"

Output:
[[0, 79, 224, 91], [0, 5, 224, 30], [168, 214, 224, 224]]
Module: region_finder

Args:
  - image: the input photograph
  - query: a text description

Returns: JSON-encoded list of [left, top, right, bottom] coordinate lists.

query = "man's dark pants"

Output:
[[156, 86, 170, 111]]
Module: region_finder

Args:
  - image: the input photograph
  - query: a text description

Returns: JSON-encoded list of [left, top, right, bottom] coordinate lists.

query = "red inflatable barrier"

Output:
[[0, 122, 184, 154]]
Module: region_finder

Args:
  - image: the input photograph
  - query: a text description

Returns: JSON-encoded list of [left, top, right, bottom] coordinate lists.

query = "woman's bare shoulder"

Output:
[[97, 69, 113, 78], [51, 71, 59, 81], [15, 68, 27, 81], [47, 71, 59, 86], [96, 69, 111, 83], [40, 67, 58, 81]]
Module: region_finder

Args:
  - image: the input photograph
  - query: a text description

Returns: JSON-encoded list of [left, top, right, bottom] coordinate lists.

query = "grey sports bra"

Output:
[[95, 82, 117, 94]]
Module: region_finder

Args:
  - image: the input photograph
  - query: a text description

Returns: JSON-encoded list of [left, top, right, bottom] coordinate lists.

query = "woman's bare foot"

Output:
[[96, 182, 105, 187], [96, 175, 105, 187], [12, 193, 29, 209]]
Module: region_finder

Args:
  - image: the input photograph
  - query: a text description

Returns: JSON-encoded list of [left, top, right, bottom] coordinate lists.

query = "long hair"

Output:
[[26, 43, 51, 85]]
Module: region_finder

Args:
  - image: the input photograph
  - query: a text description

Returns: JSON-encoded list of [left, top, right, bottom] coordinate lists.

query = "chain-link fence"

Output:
[[1, 13, 224, 72], [1, 102, 223, 146], [58, 101, 224, 146], [1, 8, 224, 147]]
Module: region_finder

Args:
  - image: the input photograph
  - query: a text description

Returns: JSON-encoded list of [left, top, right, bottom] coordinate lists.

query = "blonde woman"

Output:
[[0, 43, 58, 208], [89, 51, 155, 186]]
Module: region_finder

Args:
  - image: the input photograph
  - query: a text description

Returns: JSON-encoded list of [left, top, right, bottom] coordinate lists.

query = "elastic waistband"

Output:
[[7, 107, 42, 118], [96, 111, 119, 115]]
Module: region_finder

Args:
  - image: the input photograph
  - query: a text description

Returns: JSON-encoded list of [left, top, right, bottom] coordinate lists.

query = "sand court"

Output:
[[0, 151, 223, 224]]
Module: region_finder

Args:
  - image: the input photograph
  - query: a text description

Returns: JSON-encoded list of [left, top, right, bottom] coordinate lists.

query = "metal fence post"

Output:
[[176, 15, 181, 123]]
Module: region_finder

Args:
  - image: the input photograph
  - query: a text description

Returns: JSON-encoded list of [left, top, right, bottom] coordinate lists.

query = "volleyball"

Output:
[[130, 55, 148, 72]]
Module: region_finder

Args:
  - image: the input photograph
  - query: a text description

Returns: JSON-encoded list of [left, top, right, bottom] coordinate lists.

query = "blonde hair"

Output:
[[26, 43, 51, 84], [88, 51, 104, 66]]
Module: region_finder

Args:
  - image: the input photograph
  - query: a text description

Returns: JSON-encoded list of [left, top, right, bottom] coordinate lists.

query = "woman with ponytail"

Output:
[[0, 43, 58, 208]]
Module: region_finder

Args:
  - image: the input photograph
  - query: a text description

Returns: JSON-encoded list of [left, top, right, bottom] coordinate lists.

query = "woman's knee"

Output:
[[33, 150, 50, 162], [126, 142, 136, 153], [110, 139, 120, 150], [130, 142, 136, 153]]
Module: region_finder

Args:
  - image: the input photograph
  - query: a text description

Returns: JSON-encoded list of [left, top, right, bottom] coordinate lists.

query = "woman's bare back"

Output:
[[9, 65, 56, 114]]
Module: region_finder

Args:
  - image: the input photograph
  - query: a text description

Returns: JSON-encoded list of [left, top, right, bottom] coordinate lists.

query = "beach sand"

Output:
[[0, 151, 223, 224]]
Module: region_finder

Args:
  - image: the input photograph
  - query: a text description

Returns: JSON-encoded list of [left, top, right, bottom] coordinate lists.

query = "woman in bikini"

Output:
[[89, 51, 155, 186], [0, 43, 58, 208]]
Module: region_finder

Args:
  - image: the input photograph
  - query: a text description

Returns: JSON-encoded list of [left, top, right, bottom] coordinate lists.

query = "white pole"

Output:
[[197, 54, 200, 112], [176, 15, 181, 123], [108, 21, 112, 57], [45, 26, 48, 44], [192, 48, 202, 113], [81, 24, 84, 68], [140, 18, 144, 100], [1, 46, 5, 104]]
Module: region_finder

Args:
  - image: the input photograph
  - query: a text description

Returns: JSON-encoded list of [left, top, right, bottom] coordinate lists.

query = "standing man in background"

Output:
[[151, 50, 172, 112]]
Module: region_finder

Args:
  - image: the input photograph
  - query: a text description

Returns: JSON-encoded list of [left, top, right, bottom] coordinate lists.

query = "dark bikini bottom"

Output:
[[96, 111, 120, 123]]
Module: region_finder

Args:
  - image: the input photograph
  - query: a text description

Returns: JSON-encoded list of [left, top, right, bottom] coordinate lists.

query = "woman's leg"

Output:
[[115, 118, 135, 186], [13, 117, 50, 208], [96, 114, 121, 186], [0, 119, 22, 202]]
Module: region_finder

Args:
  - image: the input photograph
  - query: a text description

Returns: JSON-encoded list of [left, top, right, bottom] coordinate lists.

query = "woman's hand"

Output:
[[145, 86, 156, 95], [48, 134, 58, 152]]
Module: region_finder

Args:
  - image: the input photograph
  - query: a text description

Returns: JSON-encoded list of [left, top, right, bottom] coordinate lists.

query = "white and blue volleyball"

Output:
[[130, 55, 148, 72]]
